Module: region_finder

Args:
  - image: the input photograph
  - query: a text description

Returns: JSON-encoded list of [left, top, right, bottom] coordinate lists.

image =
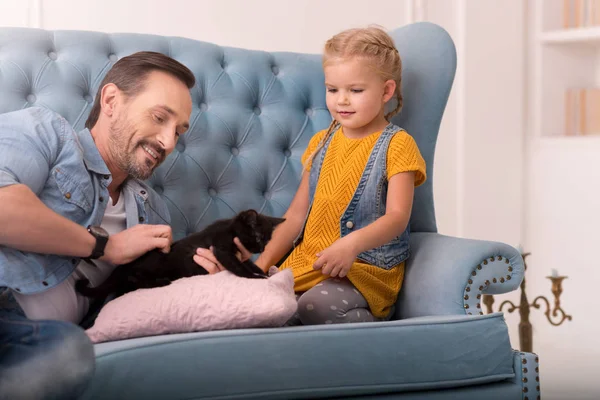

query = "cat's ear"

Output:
[[270, 217, 286, 227], [238, 209, 259, 228]]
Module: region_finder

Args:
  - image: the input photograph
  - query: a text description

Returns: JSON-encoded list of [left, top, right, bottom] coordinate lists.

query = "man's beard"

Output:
[[108, 116, 163, 180]]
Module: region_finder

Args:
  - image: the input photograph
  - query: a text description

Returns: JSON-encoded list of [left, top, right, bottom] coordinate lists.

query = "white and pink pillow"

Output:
[[86, 267, 297, 343]]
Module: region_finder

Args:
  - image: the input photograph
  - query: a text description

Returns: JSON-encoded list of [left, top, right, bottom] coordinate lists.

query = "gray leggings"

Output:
[[286, 278, 384, 326]]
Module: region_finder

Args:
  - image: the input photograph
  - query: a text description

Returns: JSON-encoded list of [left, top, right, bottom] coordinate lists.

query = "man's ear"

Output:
[[100, 83, 119, 117]]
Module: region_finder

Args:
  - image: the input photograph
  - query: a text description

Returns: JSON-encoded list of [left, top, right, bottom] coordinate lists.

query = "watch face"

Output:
[[89, 225, 109, 238]]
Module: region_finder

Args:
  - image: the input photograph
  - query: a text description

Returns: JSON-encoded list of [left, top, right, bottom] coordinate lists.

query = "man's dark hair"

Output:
[[85, 51, 196, 129]]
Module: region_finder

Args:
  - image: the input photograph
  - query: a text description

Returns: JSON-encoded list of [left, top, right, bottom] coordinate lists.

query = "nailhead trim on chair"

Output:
[[463, 255, 516, 315], [512, 351, 541, 400]]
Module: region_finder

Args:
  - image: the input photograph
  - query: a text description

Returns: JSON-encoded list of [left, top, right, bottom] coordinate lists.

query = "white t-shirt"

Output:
[[13, 194, 127, 323]]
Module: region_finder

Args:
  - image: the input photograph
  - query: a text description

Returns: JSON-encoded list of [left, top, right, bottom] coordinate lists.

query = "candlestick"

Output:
[[484, 252, 572, 353]]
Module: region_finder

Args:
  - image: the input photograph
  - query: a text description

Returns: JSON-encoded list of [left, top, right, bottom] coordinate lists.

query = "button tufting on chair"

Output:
[[263, 191, 272, 200], [0, 31, 334, 233], [305, 108, 314, 117], [48, 51, 57, 60], [208, 188, 217, 197]]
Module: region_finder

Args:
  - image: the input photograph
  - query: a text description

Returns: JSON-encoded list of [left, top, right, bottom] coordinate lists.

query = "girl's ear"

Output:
[[382, 80, 397, 103]]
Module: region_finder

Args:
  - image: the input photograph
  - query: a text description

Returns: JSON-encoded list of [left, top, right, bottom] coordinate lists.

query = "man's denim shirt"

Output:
[[294, 123, 411, 270], [0, 107, 170, 294]]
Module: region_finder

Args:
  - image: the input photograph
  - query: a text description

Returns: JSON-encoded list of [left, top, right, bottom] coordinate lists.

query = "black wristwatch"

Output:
[[87, 225, 109, 259]]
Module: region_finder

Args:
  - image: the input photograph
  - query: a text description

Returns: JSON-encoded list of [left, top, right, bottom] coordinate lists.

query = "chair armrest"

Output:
[[510, 350, 541, 398], [395, 232, 524, 319]]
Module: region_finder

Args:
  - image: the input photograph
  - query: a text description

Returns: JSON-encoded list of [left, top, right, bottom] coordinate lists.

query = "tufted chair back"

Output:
[[0, 23, 456, 240]]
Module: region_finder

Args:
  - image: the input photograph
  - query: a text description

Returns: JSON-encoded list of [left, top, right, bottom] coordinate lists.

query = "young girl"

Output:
[[254, 26, 426, 325]]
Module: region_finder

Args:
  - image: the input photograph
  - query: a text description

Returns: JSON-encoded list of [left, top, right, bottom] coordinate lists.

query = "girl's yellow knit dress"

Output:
[[279, 127, 426, 319]]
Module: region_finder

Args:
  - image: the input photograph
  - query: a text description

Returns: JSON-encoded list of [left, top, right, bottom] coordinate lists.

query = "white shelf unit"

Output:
[[540, 26, 600, 43], [533, 0, 600, 140]]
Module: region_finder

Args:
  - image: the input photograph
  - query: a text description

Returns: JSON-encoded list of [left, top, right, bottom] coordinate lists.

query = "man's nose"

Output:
[[157, 128, 177, 153]]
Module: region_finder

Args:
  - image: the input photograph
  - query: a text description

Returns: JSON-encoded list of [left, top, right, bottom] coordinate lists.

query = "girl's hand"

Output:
[[193, 246, 225, 274], [193, 237, 252, 274], [313, 236, 358, 278], [233, 237, 252, 262]]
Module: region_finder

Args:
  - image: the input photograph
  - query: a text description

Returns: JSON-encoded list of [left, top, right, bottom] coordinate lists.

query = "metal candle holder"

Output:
[[482, 252, 572, 353]]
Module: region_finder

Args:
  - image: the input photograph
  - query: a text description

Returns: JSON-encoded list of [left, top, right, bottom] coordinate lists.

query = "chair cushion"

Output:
[[86, 268, 297, 343], [80, 313, 514, 399]]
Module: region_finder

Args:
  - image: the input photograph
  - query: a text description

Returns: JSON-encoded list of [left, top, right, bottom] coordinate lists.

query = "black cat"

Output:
[[76, 209, 285, 300]]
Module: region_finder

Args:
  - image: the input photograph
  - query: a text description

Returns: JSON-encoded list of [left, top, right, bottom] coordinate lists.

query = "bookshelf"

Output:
[[533, 0, 600, 139]]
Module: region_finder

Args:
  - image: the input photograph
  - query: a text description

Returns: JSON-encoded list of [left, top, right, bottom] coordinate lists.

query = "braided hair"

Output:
[[303, 26, 402, 170]]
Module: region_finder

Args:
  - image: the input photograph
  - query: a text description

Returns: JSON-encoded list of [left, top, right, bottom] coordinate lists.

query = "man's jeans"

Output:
[[0, 289, 95, 400]]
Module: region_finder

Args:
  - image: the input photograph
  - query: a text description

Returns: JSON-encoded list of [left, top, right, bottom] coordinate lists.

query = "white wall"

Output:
[[39, 0, 409, 54], [524, 138, 600, 400], [431, 0, 525, 246], [0, 0, 33, 27], [522, 2, 600, 399]]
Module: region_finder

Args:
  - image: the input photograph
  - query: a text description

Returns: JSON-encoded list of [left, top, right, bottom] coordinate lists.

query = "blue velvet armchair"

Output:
[[0, 22, 539, 399]]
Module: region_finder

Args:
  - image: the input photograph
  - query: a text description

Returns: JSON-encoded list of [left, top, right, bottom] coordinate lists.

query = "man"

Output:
[[0, 51, 244, 399]]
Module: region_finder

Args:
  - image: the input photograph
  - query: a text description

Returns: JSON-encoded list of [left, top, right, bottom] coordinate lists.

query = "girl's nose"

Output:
[[338, 94, 350, 105]]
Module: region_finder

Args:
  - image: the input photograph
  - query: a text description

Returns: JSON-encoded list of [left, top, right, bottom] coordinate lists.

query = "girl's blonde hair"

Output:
[[304, 26, 403, 170]]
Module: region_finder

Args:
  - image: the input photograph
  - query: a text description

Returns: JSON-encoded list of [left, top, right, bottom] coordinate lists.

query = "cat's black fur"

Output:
[[76, 209, 285, 300]]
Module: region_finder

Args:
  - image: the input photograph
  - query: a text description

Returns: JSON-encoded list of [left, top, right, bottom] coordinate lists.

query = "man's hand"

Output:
[[102, 224, 172, 265], [193, 237, 252, 274]]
